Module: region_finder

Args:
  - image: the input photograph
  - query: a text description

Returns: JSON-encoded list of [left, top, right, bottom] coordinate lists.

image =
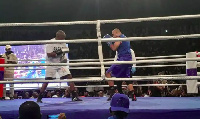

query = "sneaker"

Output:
[[71, 90, 82, 101], [10, 97, 14, 100], [72, 97, 82, 101], [37, 98, 43, 103], [37, 93, 44, 103], [107, 96, 112, 101]]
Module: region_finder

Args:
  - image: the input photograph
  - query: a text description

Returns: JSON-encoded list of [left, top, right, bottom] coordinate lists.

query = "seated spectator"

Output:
[[52, 91, 59, 98], [14, 92, 18, 99], [51, 91, 56, 97], [62, 89, 70, 98], [149, 80, 164, 97], [108, 93, 130, 119], [23, 92, 30, 99], [31, 92, 38, 99], [47, 91, 52, 98], [84, 91, 89, 97], [56, 91, 61, 97], [98, 91, 105, 97], [19, 101, 41, 119]]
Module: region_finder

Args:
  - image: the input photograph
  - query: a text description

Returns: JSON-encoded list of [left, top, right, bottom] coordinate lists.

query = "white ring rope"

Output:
[[1, 58, 199, 67], [1, 14, 200, 27], [69, 55, 186, 61], [106, 76, 200, 81], [100, 14, 200, 24], [10, 55, 186, 62], [3, 84, 187, 89], [135, 55, 186, 59], [0, 21, 97, 27], [103, 58, 200, 65], [101, 34, 200, 42], [4, 72, 200, 81], [1, 78, 103, 84], [1, 76, 192, 81], [135, 64, 186, 67], [2, 76, 200, 84], [6, 64, 186, 71], [1, 34, 200, 46]]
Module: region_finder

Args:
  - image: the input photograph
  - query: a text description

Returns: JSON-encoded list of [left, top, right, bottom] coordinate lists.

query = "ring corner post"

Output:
[[186, 52, 198, 94]]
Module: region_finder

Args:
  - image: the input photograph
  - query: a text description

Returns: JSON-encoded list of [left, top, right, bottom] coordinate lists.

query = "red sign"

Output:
[[0, 58, 5, 98]]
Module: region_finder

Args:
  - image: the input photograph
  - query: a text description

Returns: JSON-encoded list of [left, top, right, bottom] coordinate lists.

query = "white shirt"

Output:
[[114, 49, 136, 67], [46, 38, 68, 63], [2, 52, 18, 73]]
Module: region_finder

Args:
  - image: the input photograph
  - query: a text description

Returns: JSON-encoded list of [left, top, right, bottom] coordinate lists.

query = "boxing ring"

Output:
[[0, 14, 200, 119]]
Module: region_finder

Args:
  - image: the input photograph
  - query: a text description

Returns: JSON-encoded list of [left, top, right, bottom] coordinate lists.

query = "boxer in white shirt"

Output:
[[37, 30, 82, 103]]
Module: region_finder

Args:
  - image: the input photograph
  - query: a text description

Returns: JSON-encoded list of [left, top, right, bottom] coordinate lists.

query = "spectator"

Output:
[[31, 92, 38, 99], [14, 92, 18, 99], [47, 91, 52, 98], [52, 91, 59, 98], [84, 91, 89, 97], [62, 89, 70, 98], [98, 91, 104, 97], [149, 80, 164, 97], [23, 92, 30, 99], [19, 101, 41, 119], [2, 45, 18, 100], [108, 93, 130, 119], [58, 113, 67, 119]]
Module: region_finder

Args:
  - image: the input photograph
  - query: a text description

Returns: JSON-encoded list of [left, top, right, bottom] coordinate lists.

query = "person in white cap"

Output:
[[2, 45, 18, 100]]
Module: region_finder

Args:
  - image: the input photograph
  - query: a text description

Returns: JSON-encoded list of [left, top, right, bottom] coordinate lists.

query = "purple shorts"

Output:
[[106, 54, 132, 78]]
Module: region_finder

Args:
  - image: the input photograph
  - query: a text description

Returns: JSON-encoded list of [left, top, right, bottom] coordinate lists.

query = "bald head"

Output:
[[56, 30, 66, 40], [112, 28, 122, 38]]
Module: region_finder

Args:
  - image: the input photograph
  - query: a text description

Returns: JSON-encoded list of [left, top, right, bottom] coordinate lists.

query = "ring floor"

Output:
[[0, 97, 200, 119]]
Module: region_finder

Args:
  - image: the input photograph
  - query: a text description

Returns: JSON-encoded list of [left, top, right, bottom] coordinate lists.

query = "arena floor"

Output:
[[0, 97, 200, 119]]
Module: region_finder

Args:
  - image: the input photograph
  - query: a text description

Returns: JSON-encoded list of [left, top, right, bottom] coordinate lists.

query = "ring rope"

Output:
[[0, 75, 191, 80], [1, 34, 200, 46], [2, 76, 193, 81], [1, 58, 199, 67], [1, 78, 103, 84], [9, 55, 185, 62], [6, 64, 186, 71], [106, 76, 200, 81], [0, 21, 97, 27], [5, 72, 200, 81], [2, 76, 200, 84], [1, 14, 200, 27], [3, 84, 187, 89], [100, 14, 200, 24], [103, 58, 200, 65]]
